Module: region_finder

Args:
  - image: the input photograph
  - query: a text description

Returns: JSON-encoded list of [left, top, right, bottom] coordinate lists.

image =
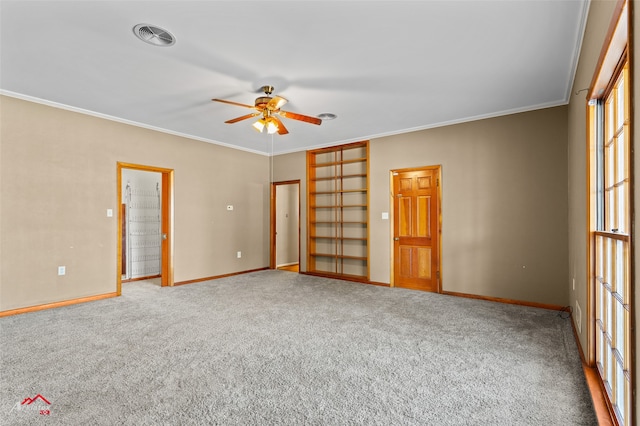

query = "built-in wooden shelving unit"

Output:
[[307, 141, 369, 281]]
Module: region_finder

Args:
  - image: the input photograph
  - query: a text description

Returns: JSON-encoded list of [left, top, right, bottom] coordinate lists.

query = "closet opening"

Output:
[[116, 163, 174, 295]]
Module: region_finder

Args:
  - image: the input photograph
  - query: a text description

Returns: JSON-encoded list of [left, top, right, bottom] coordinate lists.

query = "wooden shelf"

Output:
[[310, 253, 368, 261], [311, 189, 367, 195], [307, 141, 370, 280], [304, 271, 370, 284], [310, 221, 367, 225], [310, 236, 367, 241], [310, 157, 367, 168], [310, 173, 367, 182], [310, 204, 367, 209]]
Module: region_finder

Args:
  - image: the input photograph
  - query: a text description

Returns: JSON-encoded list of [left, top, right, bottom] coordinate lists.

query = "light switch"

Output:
[[227, 205, 234, 211], [106, 209, 113, 217], [381, 212, 389, 220]]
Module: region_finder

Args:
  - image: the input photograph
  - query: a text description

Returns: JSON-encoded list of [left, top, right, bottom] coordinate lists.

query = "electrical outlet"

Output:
[[227, 205, 234, 211], [237, 251, 242, 258], [58, 266, 66, 276], [575, 301, 582, 333]]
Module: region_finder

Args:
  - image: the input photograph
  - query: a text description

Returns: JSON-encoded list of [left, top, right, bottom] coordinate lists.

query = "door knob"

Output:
[[394, 237, 399, 241], [162, 233, 167, 240]]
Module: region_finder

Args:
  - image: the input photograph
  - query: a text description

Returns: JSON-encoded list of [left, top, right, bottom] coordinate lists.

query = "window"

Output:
[[588, 2, 632, 424], [591, 58, 631, 425]]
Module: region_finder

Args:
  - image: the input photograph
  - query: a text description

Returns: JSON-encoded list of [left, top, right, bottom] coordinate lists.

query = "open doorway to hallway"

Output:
[[271, 180, 300, 272], [121, 168, 162, 284], [117, 162, 174, 295]]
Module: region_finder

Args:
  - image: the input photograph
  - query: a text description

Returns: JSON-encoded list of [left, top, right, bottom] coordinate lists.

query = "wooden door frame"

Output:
[[117, 162, 174, 295], [270, 180, 301, 269], [389, 165, 442, 291]]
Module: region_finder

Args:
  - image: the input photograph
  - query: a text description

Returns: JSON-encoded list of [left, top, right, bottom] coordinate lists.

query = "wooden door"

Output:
[[393, 167, 440, 291]]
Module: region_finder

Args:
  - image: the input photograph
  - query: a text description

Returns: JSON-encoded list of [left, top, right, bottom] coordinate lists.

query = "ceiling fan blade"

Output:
[[279, 110, 322, 125], [212, 98, 256, 109], [271, 116, 289, 135], [267, 96, 288, 111], [225, 112, 260, 124]]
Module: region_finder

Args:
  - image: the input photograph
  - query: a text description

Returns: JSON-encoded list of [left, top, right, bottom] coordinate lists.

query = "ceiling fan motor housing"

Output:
[[255, 96, 273, 109]]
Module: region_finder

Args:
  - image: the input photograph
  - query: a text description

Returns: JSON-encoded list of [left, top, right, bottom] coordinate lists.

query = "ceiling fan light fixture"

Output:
[[272, 97, 288, 110], [252, 119, 266, 132], [266, 118, 279, 134]]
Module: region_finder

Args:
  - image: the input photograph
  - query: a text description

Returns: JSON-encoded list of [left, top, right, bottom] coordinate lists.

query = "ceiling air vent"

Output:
[[133, 24, 175, 47], [317, 113, 337, 121]]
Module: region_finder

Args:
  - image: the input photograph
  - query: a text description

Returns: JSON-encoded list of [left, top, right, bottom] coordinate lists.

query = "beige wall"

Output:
[[0, 95, 270, 311], [275, 107, 569, 306], [371, 107, 568, 305]]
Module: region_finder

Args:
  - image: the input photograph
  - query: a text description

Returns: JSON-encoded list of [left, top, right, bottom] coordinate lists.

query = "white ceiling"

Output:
[[0, 1, 590, 155]]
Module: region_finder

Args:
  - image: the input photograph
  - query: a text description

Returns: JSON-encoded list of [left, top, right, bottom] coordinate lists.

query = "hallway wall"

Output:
[[0, 95, 270, 311], [274, 106, 569, 306]]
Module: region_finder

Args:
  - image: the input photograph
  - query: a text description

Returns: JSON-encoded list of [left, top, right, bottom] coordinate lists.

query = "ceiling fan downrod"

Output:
[[261, 85, 275, 95]]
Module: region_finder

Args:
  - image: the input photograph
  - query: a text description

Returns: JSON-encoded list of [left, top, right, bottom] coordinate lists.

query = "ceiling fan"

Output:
[[212, 85, 322, 135]]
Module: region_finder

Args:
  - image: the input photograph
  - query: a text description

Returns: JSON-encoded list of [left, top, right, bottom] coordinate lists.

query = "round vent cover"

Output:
[[317, 113, 337, 121], [133, 24, 175, 46]]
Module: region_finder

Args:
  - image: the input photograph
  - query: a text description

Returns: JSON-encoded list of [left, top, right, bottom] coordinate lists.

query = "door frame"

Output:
[[270, 180, 301, 269], [389, 165, 442, 291], [117, 162, 174, 295]]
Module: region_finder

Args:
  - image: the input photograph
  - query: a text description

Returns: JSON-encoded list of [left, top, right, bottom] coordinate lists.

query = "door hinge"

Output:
[[436, 271, 440, 279], [436, 178, 439, 187]]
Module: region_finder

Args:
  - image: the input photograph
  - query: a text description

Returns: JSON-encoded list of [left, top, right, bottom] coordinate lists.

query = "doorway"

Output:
[[270, 180, 300, 271], [121, 169, 162, 282], [117, 162, 174, 295], [391, 166, 441, 292]]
